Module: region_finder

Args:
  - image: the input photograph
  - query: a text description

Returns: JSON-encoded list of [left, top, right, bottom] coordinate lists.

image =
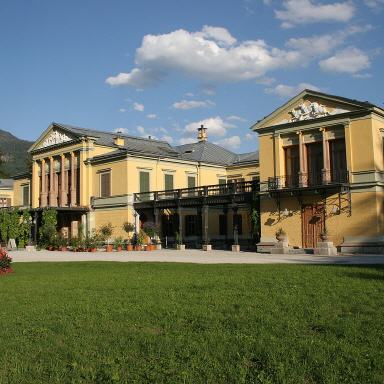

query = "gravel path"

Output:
[[9, 249, 384, 264]]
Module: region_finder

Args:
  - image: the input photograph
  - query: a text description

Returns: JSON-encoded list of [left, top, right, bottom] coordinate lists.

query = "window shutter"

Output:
[[140, 172, 150, 193], [219, 178, 226, 185], [22, 185, 30, 206], [187, 176, 196, 189], [164, 174, 174, 190], [100, 172, 111, 198]]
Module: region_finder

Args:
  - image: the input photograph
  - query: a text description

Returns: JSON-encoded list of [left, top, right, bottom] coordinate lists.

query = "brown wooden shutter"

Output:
[[100, 172, 111, 198]]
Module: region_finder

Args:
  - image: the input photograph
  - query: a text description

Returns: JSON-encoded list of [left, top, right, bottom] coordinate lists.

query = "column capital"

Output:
[[60, 153, 66, 159], [319, 127, 326, 132], [295, 130, 302, 135]]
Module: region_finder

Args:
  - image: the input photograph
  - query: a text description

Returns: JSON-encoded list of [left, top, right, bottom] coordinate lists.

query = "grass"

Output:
[[0, 262, 384, 384]]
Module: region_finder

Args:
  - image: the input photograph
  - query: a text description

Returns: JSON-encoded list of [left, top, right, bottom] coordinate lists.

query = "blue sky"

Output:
[[0, 0, 383, 153]]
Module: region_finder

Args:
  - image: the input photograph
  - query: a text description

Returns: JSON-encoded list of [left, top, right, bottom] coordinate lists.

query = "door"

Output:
[[302, 205, 325, 248], [284, 145, 300, 187]]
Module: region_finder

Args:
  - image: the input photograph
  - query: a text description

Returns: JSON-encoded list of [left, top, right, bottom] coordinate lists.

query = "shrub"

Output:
[[114, 236, 124, 249], [136, 230, 146, 245], [18, 210, 32, 249], [39, 209, 58, 248]]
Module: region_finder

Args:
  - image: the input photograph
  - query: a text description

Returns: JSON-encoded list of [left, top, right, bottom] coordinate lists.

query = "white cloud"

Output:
[[197, 25, 237, 46], [118, 108, 127, 113], [364, 0, 384, 9], [136, 125, 146, 134], [105, 26, 309, 87], [227, 115, 247, 122], [245, 133, 256, 140], [275, 0, 355, 28], [184, 116, 235, 138], [178, 137, 196, 145], [184, 92, 194, 97], [319, 47, 370, 74], [173, 99, 215, 110], [214, 136, 241, 150], [146, 113, 157, 119], [286, 25, 372, 58], [266, 82, 321, 97], [160, 135, 174, 144], [133, 102, 144, 112]]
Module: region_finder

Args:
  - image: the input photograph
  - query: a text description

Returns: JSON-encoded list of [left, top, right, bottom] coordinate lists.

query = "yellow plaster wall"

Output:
[[227, 164, 259, 181], [0, 188, 13, 206], [94, 207, 135, 239], [12, 178, 30, 207], [372, 116, 384, 171]]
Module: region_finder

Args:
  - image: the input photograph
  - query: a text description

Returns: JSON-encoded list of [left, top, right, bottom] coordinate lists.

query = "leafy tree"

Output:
[[0, 209, 10, 242], [18, 210, 32, 248]]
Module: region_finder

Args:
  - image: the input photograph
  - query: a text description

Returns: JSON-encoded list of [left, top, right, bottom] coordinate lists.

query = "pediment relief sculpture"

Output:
[[38, 130, 72, 149]]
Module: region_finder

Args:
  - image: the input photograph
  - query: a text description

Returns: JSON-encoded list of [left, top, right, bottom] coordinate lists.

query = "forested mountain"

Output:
[[0, 129, 33, 177]]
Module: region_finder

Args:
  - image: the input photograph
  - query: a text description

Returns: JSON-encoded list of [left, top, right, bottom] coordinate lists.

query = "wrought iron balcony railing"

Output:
[[268, 169, 349, 191], [134, 180, 260, 203]]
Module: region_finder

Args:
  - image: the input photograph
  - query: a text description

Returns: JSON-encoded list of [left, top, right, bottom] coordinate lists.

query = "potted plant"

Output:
[[175, 231, 185, 251], [126, 239, 133, 251], [58, 236, 68, 252], [136, 230, 146, 251], [143, 222, 159, 251], [122, 222, 135, 250], [114, 236, 124, 252], [70, 237, 79, 252], [99, 223, 114, 252], [275, 227, 287, 242], [320, 228, 329, 241]]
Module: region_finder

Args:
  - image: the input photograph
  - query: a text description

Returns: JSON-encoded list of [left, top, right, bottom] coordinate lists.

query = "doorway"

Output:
[[302, 204, 325, 248]]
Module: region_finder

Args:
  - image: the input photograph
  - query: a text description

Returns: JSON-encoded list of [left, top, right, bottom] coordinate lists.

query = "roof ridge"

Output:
[[53, 122, 173, 146]]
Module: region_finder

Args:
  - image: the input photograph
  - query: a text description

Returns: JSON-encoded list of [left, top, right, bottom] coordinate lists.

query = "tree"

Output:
[[0, 150, 9, 178]]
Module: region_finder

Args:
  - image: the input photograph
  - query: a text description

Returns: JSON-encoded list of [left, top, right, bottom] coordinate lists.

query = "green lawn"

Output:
[[1, 263, 383, 384]]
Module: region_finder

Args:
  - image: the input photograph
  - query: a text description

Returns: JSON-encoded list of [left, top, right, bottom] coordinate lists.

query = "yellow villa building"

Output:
[[0, 179, 14, 208], [12, 123, 259, 249], [254, 89, 384, 254]]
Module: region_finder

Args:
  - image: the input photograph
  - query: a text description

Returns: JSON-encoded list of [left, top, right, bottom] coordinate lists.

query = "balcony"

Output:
[[268, 169, 349, 191], [134, 180, 259, 206]]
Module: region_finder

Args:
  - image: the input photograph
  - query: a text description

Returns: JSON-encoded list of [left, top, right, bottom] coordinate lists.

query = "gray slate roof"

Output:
[[54, 123, 180, 158], [53, 123, 259, 166]]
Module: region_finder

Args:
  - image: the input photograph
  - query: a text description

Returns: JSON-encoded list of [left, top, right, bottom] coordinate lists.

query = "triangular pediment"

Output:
[[29, 123, 78, 152], [252, 89, 370, 131]]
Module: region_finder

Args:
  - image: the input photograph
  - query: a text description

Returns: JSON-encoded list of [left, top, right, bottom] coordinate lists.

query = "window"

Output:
[[22, 184, 30, 206], [233, 214, 243, 235], [100, 171, 111, 198], [284, 145, 299, 187], [164, 174, 174, 190], [185, 215, 198, 236], [218, 178, 226, 185], [219, 215, 227, 236], [330, 139, 347, 182]]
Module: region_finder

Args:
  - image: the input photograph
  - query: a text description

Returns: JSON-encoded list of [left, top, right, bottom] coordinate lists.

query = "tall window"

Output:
[[330, 139, 347, 182], [185, 215, 198, 236], [100, 171, 111, 198], [22, 184, 30, 206], [164, 174, 174, 190], [139, 171, 150, 200], [306, 142, 323, 186], [219, 215, 227, 236], [284, 145, 299, 187]]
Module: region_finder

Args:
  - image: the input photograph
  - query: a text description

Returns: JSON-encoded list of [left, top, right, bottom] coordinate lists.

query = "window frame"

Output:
[[99, 170, 112, 198]]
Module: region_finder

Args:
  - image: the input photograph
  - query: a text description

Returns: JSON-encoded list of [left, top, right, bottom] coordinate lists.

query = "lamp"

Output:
[[331, 205, 340, 214]]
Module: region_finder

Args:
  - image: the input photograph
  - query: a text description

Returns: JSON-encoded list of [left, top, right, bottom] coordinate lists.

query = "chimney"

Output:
[[197, 124, 207, 142], [114, 132, 125, 146]]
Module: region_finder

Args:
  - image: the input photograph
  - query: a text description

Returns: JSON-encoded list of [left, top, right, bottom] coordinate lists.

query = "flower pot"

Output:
[[320, 233, 329, 241], [61, 246, 67, 252], [105, 244, 113, 252], [88, 248, 97, 252], [126, 244, 133, 251], [146, 244, 153, 251], [276, 234, 287, 242], [134, 245, 141, 251], [176, 244, 186, 251]]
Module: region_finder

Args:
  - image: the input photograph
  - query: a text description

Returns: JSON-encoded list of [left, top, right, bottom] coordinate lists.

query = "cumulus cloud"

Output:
[[275, 0, 355, 28], [173, 99, 215, 110], [178, 137, 196, 145], [214, 136, 242, 150], [285, 25, 371, 58], [184, 116, 235, 138], [146, 113, 157, 119], [136, 125, 146, 134], [118, 108, 127, 113], [227, 115, 247, 122], [105, 25, 308, 88], [133, 102, 144, 112], [319, 47, 370, 74], [266, 82, 321, 97]]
